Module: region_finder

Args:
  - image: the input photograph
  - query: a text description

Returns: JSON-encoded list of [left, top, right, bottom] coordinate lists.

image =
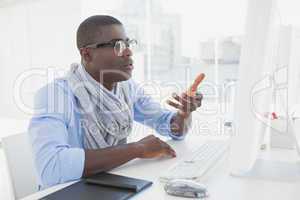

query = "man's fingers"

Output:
[[189, 96, 202, 108], [161, 142, 176, 157], [141, 134, 155, 141], [159, 140, 176, 156], [196, 100, 202, 107], [145, 134, 155, 139], [168, 92, 203, 112], [170, 93, 199, 112], [166, 99, 183, 110], [166, 149, 176, 157], [182, 92, 203, 102], [195, 92, 203, 100], [182, 93, 202, 109], [172, 93, 192, 105], [171, 93, 194, 110]]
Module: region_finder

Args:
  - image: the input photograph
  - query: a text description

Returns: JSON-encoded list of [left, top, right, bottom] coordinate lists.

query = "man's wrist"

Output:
[[170, 111, 192, 135], [130, 142, 143, 158], [178, 110, 191, 119], [170, 112, 184, 134]]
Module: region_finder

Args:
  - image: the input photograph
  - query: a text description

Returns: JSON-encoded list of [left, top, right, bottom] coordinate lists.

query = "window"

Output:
[[1, 0, 299, 138]]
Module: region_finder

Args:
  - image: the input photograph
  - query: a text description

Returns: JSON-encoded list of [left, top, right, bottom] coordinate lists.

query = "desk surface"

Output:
[[22, 135, 300, 200]]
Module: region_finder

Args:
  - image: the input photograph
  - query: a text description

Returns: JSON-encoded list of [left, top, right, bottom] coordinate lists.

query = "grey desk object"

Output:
[[164, 179, 208, 198]]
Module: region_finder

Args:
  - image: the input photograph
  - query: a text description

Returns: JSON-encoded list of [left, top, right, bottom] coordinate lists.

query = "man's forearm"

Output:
[[170, 112, 192, 136], [83, 142, 141, 177]]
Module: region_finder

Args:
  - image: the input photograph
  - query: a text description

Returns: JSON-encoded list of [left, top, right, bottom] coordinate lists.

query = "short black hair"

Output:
[[76, 15, 122, 49]]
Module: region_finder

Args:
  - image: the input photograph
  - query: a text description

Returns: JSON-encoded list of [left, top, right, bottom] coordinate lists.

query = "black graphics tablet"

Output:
[[41, 173, 152, 200]]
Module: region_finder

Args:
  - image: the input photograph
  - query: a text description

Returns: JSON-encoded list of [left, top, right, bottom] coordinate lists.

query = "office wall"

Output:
[[0, 0, 81, 119], [0, 0, 298, 122]]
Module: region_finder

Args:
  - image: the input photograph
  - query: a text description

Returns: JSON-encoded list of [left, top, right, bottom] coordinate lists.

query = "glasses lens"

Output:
[[114, 39, 138, 56], [128, 39, 138, 51], [114, 41, 126, 56]]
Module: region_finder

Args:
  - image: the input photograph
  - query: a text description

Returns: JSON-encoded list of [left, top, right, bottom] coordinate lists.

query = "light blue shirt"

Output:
[[28, 78, 185, 188]]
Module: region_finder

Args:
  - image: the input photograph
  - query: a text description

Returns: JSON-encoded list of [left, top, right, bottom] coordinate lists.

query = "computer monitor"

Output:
[[229, 0, 300, 181]]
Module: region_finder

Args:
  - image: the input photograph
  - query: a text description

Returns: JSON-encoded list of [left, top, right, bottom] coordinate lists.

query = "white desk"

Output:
[[22, 135, 300, 200]]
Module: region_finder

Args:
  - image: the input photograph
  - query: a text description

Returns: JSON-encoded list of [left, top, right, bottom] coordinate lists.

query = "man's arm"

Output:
[[30, 115, 175, 184], [168, 93, 203, 137], [130, 79, 202, 139], [29, 82, 176, 187], [170, 112, 192, 136], [83, 143, 139, 177], [168, 73, 205, 136], [83, 135, 176, 177], [131, 80, 195, 139], [29, 115, 85, 187]]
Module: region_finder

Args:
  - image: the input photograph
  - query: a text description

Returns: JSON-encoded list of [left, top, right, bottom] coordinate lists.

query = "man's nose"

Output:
[[122, 47, 133, 57]]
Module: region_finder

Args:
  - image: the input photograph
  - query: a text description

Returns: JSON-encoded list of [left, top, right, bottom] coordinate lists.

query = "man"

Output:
[[28, 15, 203, 188]]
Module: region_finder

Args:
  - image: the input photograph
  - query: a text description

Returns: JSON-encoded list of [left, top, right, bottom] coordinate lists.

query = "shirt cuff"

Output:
[[167, 111, 186, 141]]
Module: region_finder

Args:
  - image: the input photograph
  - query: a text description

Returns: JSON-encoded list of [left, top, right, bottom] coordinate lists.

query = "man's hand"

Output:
[[167, 73, 205, 118], [135, 135, 176, 158], [167, 92, 203, 118], [83, 135, 175, 177]]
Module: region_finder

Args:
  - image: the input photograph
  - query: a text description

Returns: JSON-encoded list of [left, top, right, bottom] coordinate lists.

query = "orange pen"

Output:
[[176, 73, 205, 118], [185, 73, 205, 97]]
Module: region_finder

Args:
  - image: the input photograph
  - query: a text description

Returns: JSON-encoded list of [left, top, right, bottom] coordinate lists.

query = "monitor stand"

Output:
[[240, 159, 300, 182], [231, 158, 300, 182], [231, 115, 300, 182]]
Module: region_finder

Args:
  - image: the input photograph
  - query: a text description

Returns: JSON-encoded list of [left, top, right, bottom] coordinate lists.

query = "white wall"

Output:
[[0, 0, 299, 121], [0, 0, 82, 119]]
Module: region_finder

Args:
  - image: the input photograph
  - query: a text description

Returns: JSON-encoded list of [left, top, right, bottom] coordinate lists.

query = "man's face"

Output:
[[82, 24, 134, 83]]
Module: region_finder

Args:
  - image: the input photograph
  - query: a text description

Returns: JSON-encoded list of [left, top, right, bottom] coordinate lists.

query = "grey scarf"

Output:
[[65, 63, 133, 149]]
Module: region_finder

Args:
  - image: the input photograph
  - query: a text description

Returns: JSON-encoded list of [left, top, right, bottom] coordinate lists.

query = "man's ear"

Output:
[[80, 48, 92, 63]]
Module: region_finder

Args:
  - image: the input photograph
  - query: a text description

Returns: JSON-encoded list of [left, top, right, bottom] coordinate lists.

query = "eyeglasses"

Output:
[[82, 38, 138, 56]]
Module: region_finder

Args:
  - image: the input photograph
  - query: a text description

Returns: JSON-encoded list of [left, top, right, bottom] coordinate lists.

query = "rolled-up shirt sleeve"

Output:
[[28, 82, 85, 188]]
